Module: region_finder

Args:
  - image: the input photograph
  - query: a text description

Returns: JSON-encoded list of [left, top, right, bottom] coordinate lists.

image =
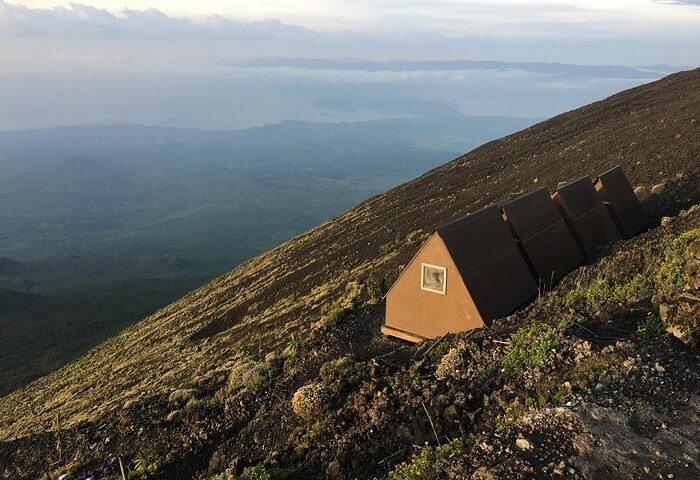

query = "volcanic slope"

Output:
[[1, 68, 699, 441]]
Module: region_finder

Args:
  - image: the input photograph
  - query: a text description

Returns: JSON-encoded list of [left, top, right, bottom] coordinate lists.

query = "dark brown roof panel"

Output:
[[438, 205, 538, 324], [594, 165, 646, 238], [502, 188, 585, 285], [552, 176, 622, 258]]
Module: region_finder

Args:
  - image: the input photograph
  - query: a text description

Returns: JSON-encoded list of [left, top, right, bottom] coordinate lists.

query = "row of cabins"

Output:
[[381, 165, 646, 342]]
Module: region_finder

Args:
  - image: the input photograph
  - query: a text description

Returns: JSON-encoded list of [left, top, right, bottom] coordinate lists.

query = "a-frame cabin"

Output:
[[382, 205, 538, 342], [593, 165, 646, 238], [502, 187, 585, 287]]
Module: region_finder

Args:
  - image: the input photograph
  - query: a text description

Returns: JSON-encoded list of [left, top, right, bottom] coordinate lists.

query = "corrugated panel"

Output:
[[438, 205, 538, 324], [502, 188, 585, 285], [594, 165, 646, 238], [552, 176, 622, 258]]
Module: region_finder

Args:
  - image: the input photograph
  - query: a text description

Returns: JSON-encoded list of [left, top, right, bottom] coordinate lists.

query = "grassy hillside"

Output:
[[0, 69, 699, 473]]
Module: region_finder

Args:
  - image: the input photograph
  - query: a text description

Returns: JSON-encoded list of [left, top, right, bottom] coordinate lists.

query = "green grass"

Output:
[[656, 226, 700, 294], [502, 324, 560, 377], [319, 356, 361, 387], [637, 312, 666, 339], [558, 273, 654, 312], [321, 304, 347, 330], [238, 465, 273, 480], [387, 439, 465, 480]]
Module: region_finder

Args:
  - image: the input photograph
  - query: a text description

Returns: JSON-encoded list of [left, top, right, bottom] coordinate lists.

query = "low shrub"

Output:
[[132, 453, 161, 479], [291, 383, 331, 421], [319, 356, 361, 388], [238, 465, 272, 480], [638, 312, 665, 339], [321, 304, 346, 330], [366, 272, 387, 304], [183, 391, 223, 415], [167, 388, 198, 407], [387, 438, 465, 480], [502, 323, 559, 376], [282, 332, 306, 360], [435, 345, 467, 380], [226, 360, 268, 393]]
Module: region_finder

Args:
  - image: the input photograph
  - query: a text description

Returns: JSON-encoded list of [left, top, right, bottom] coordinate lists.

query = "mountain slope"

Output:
[[1, 68, 699, 443]]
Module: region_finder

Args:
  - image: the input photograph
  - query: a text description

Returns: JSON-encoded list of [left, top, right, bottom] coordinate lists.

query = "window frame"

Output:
[[420, 263, 447, 295]]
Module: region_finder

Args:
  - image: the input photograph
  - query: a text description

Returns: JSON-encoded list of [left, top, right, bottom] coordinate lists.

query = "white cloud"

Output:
[[0, 1, 314, 38], [4, 0, 700, 41]]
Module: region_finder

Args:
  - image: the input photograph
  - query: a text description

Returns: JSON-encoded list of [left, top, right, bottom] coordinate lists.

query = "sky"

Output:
[[1, 1, 699, 130], [5, 0, 700, 42]]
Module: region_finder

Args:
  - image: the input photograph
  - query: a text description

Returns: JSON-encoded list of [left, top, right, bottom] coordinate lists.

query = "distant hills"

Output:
[[0, 257, 32, 277], [240, 57, 682, 79]]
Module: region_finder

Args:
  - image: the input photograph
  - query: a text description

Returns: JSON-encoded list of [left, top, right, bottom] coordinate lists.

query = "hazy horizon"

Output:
[[2, 1, 699, 131]]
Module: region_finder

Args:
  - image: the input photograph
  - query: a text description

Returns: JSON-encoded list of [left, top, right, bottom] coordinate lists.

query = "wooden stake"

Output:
[[118, 457, 128, 480], [421, 401, 441, 447]]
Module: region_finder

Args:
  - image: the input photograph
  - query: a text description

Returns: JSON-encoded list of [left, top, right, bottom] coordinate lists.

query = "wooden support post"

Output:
[[118, 457, 128, 480]]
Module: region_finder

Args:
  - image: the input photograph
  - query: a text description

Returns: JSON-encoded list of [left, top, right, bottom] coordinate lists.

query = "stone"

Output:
[[326, 460, 342, 478], [633, 185, 646, 197], [654, 362, 666, 373], [471, 466, 497, 480], [166, 410, 181, 422], [515, 437, 532, 450], [443, 405, 458, 420], [264, 351, 279, 364], [651, 183, 666, 194], [553, 461, 566, 475]]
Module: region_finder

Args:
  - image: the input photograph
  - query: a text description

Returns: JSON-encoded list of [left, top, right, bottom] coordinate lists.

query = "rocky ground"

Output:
[[2, 184, 700, 479]]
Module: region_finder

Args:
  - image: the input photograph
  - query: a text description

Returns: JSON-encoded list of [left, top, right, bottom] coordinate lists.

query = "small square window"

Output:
[[421, 263, 446, 294]]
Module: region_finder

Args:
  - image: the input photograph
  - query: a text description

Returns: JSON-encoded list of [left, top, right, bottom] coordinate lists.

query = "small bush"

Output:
[[132, 454, 161, 479], [502, 323, 559, 376], [320, 356, 361, 387], [435, 345, 466, 380], [366, 272, 387, 304], [476, 365, 496, 382], [563, 279, 612, 310], [657, 226, 700, 295], [302, 420, 332, 443], [388, 439, 465, 480], [168, 388, 197, 407], [321, 304, 346, 330], [283, 332, 306, 359], [495, 397, 525, 430], [559, 273, 654, 312], [390, 372, 423, 391], [238, 465, 272, 480], [226, 360, 268, 393], [183, 392, 223, 415], [638, 312, 665, 339], [291, 383, 331, 421]]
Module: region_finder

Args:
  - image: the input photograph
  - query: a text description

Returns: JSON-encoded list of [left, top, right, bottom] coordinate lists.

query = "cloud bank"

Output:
[[0, 1, 313, 38]]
